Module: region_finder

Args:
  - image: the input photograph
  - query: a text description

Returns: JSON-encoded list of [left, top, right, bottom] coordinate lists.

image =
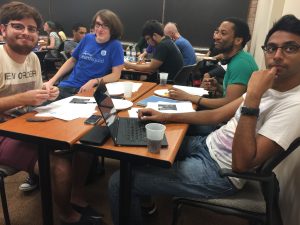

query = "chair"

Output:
[[42, 42, 66, 80], [170, 64, 196, 86], [0, 165, 18, 225], [171, 137, 300, 225]]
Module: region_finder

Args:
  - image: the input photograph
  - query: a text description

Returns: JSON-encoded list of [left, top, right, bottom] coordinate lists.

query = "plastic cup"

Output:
[[145, 123, 166, 154], [159, 72, 168, 86], [123, 82, 133, 98]]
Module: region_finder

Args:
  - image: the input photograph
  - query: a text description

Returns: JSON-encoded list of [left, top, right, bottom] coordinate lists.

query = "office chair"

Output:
[[171, 137, 300, 225], [43, 42, 66, 80], [170, 64, 196, 86], [0, 165, 18, 225]]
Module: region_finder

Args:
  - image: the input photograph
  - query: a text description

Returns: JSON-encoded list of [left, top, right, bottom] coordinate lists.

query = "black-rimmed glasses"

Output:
[[5, 22, 38, 33], [261, 43, 300, 55], [94, 22, 109, 30]]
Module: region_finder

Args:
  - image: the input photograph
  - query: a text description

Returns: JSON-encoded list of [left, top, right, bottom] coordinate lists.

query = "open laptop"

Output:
[[93, 82, 168, 147]]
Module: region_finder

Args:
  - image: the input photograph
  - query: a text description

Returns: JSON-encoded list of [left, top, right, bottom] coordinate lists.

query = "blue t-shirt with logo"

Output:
[[59, 33, 124, 88]]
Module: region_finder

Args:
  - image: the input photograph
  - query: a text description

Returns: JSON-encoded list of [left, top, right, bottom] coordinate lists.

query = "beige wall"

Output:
[[283, 0, 300, 17], [251, 1, 300, 225]]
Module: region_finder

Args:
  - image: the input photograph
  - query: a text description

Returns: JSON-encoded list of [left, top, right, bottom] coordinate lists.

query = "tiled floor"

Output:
[[0, 158, 249, 225]]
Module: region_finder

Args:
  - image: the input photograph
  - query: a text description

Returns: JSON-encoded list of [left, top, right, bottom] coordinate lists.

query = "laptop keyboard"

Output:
[[124, 118, 146, 142]]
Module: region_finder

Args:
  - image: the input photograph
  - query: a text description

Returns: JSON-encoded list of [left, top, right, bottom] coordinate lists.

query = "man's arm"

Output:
[[45, 57, 77, 87], [232, 68, 281, 172], [139, 96, 243, 125], [169, 83, 246, 109], [78, 64, 123, 93], [199, 84, 247, 108], [124, 58, 162, 74]]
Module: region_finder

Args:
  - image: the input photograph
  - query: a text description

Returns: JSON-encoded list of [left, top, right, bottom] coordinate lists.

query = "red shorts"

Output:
[[0, 136, 38, 173]]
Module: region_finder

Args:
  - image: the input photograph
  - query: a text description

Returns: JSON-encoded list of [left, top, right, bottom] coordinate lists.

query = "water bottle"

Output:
[[126, 46, 131, 61], [131, 44, 136, 62]]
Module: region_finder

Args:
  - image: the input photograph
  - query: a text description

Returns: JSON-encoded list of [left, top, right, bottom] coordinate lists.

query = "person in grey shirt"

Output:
[[64, 23, 87, 56]]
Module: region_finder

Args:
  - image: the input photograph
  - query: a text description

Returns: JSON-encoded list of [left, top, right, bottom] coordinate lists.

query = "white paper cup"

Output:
[[123, 82, 133, 98], [159, 72, 168, 86], [145, 123, 166, 154]]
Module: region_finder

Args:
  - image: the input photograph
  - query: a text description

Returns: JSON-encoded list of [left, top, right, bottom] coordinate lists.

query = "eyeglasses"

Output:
[[5, 22, 38, 33], [261, 43, 300, 55], [95, 22, 109, 30]]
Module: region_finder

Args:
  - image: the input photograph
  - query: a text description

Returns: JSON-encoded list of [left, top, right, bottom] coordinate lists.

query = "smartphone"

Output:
[[84, 115, 102, 125]]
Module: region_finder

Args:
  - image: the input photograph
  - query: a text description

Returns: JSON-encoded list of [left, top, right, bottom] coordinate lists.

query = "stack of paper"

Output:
[[34, 96, 97, 121]]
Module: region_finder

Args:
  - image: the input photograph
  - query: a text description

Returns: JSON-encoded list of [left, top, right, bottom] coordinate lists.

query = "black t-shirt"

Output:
[[153, 37, 183, 81]]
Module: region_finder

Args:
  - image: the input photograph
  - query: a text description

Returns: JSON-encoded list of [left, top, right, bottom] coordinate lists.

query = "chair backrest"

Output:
[[259, 137, 300, 174], [57, 41, 65, 52], [172, 64, 196, 86]]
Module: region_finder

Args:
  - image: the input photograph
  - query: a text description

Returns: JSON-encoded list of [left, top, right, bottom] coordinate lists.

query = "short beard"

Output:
[[9, 43, 33, 55], [216, 43, 234, 54], [6, 35, 36, 55]]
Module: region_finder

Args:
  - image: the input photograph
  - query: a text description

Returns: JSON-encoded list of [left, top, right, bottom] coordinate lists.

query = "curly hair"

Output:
[[0, 1, 43, 30]]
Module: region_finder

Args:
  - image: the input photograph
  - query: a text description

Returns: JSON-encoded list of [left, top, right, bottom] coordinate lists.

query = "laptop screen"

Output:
[[93, 82, 119, 141]]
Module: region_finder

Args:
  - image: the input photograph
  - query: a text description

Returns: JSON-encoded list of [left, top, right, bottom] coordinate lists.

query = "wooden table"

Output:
[[74, 84, 190, 225], [0, 81, 157, 225]]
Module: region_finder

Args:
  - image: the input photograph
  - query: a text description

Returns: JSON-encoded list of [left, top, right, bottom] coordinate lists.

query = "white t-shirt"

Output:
[[0, 45, 43, 114], [206, 85, 300, 189]]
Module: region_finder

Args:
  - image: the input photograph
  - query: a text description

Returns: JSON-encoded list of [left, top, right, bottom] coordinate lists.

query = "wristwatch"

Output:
[[240, 106, 260, 117]]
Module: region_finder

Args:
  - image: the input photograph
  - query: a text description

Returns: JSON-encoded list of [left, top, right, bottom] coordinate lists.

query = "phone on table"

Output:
[[84, 115, 102, 125]]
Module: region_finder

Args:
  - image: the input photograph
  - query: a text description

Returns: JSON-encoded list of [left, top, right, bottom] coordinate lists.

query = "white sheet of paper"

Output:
[[34, 96, 97, 121], [173, 85, 208, 96]]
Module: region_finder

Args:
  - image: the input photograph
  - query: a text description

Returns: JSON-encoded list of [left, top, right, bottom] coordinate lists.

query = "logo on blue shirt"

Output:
[[101, 50, 107, 56]]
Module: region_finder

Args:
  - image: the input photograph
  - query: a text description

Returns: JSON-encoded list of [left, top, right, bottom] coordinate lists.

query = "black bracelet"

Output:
[[197, 96, 203, 105]]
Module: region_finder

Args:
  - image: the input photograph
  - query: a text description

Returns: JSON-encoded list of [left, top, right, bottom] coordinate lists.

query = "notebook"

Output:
[[93, 82, 168, 147]]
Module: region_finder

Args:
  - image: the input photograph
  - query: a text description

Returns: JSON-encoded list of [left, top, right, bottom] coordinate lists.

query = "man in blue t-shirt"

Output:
[[44, 10, 124, 99], [164, 22, 196, 66]]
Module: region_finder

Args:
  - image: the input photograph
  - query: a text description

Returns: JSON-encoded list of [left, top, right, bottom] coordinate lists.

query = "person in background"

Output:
[[56, 22, 67, 42], [109, 14, 300, 225], [135, 36, 148, 57], [90, 23, 95, 34], [137, 44, 155, 61], [164, 22, 196, 66], [0, 31, 3, 41], [124, 20, 183, 82], [64, 23, 87, 56], [40, 20, 63, 58], [44, 9, 124, 99]]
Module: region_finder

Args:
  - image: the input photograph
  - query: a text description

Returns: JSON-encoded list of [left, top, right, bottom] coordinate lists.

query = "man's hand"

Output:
[[201, 73, 218, 92], [78, 79, 98, 93], [168, 87, 191, 101], [22, 89, 50, 106], [48, 86, 59, 100], [247, 68, 277, 100], [138, 108, 167, 122], [124, 61, 133, 69], [43, 80, 55, 91]]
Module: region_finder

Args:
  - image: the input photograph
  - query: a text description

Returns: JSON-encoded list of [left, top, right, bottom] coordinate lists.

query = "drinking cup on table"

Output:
[[123, 82, 133, 98], [145, 123, 166, 154], [159, 72, 168, 86]]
